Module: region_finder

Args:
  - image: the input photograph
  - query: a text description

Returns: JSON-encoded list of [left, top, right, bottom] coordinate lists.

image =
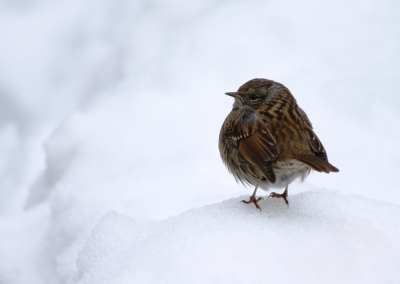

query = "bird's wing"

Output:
[[303, 127, 328, 160], [295, 106, 339, 173], [296, 122, 339, 173], [231, 109, 279, 183]]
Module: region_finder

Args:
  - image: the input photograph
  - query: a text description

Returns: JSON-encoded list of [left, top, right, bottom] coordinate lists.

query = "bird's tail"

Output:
[[296, 154, 339, 173]]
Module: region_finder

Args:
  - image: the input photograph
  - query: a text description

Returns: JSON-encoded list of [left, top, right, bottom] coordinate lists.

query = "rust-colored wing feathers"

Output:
[[239, 133, 277, 183], [303, 128, 329, 160], [294, 106, 338, 173], [231, 109, 279, 183], [298, 123, 339, 173]]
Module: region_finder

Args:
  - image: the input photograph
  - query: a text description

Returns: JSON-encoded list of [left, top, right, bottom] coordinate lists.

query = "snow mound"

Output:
[[71, 190, 400, 283]]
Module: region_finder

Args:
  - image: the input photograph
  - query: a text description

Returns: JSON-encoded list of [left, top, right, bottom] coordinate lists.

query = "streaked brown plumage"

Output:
[[219, 78, 338, 210]]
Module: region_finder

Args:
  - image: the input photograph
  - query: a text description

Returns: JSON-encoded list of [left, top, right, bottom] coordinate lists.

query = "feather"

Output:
[[296, 154, 339, 173], [230, 108, 279, 183]]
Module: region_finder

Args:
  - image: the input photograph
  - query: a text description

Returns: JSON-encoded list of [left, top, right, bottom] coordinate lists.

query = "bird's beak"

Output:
[[225, 92, 242, 100]]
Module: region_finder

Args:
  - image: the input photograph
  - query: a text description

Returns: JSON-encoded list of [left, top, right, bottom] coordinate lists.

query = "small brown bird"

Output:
[[219, 78, 338, 210]]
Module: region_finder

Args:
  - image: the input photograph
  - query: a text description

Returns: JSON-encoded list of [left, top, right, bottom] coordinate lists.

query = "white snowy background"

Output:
[[0, 0, 399, 283]]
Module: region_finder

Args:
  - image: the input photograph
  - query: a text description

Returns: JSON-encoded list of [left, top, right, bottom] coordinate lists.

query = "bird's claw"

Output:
[[269, 189, 289, 207], [241, 196, 263, 211]]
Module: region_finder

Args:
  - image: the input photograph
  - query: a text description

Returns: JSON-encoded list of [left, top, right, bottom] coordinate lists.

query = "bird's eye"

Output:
[[250, 95, 258, 100]]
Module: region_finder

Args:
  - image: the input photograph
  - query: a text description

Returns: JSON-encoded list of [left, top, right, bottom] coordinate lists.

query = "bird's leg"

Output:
[[241, 184, 263, 211], [269, 186, 289, 207]]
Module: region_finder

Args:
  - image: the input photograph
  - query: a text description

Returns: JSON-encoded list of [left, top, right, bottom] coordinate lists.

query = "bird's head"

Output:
[[225, 78, 291, 110]]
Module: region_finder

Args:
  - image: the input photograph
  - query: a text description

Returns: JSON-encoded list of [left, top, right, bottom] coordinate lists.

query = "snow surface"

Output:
[[0, 0, 400, 283], [72, 190, 400, 284]]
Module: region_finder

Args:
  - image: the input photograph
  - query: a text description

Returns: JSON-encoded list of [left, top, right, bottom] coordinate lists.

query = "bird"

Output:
[[219, 78, 339, 210]]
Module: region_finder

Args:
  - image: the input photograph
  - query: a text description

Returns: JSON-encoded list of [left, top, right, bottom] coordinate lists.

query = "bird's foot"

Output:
[[269, 188, 289, 207], [241, 195, 263, 211]]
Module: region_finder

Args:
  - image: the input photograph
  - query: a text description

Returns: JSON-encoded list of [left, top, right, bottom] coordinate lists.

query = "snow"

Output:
[[72, 191, 400, 283], [0, 0, 400, 283]]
